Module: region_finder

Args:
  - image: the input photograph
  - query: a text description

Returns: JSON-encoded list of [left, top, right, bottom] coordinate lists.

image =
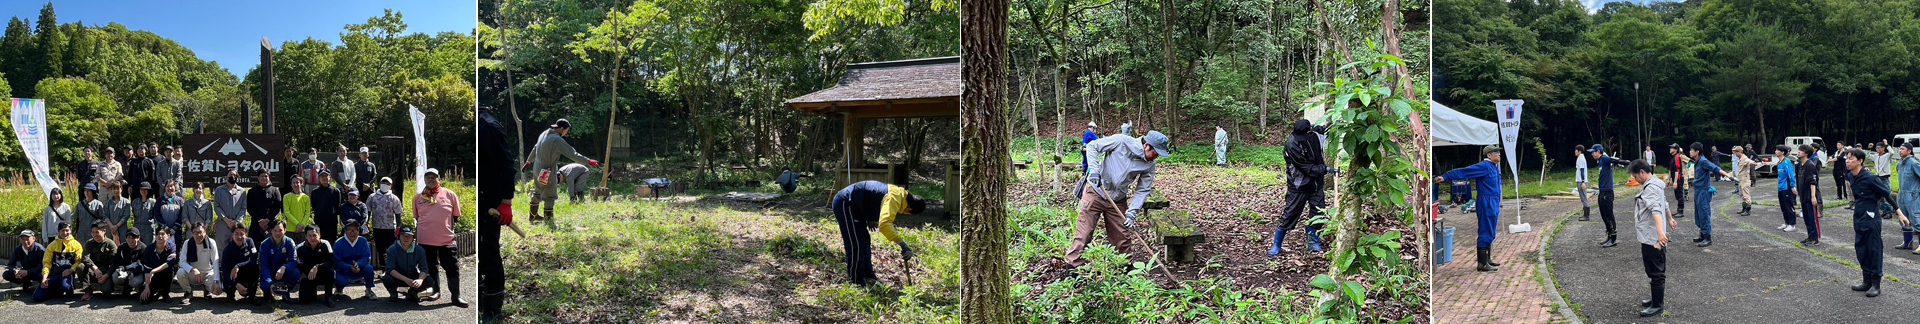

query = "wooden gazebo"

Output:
[[784, 56, 959, 205]]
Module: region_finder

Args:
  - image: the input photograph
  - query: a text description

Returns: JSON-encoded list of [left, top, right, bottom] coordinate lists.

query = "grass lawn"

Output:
[[497, 179, 960, 323], [0, 174, 478, 237], [1010, 135, 1288, 168]]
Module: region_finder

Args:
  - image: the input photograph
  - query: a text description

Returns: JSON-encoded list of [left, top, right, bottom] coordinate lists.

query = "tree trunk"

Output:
[[1053, 64, 1067, 194], [959, 0, 1013, 320], [1162, 0, 1174, 135]]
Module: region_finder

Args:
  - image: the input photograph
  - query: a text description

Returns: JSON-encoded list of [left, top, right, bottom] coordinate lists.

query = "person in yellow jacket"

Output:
[[34, 221, 83, 302], [283, 176, 314, 236], [829, 180, 926, 285]]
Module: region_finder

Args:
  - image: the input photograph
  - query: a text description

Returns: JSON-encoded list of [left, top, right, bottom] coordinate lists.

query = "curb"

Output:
[[1540, 206, 1582, 324]]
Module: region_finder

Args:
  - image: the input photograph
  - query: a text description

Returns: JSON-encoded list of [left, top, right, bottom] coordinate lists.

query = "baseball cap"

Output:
[[359, 147, 370, 153], [1142, 131, 1171, 156], [1588, 144, 1604, 152], [18, 230, 32, 238]]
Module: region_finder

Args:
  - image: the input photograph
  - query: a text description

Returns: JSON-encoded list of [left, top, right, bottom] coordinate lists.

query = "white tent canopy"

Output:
[[1431, 101, 1498, 147]]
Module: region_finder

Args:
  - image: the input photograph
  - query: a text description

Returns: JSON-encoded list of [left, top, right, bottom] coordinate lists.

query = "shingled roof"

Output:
[[785, 56, 960, 116]]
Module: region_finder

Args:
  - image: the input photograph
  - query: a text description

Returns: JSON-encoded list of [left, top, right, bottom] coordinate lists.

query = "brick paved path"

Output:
[[1433, 193, 1589, 324]]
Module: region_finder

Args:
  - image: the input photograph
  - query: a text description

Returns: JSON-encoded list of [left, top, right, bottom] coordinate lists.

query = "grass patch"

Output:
[[1010, 135, 1288, 167]]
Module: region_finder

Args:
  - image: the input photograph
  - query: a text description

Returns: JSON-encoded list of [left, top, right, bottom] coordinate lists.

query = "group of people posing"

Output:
[[4, 143, 469, 310]]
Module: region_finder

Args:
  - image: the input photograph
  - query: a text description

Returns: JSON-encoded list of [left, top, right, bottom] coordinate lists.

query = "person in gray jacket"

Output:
[[558, 163, 592, 202], [527, 119, 598, 221], [213, 170, 249, 246], [184, 183, 214, 232], [99, 183, 130, 244], [76, 184, 102, 242], [153, 146, 176, 198], [1064, 130, 1169, 267]]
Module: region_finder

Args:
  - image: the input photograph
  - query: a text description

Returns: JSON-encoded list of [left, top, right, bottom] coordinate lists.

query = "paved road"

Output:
[[1433, 192, 1587, 323], [1552, 176, 1920, 323], [0, 257, 478, 324]]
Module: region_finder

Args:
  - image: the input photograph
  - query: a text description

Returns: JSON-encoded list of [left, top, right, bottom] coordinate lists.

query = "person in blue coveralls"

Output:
[[1688, 142, 1732, 247], [1435, 145, 1505, 272]]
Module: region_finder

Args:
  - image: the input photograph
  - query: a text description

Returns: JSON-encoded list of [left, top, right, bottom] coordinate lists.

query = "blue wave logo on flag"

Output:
[[1505, 107, 1514, 119]]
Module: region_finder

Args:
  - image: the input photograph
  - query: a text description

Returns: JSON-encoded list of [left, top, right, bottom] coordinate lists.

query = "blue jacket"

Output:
[[1442, 159, 1502, 217], [1776, 159, 1798, 191], [338, 202, 367, 231], [1595, 155, 1630, 190], [333, 236, 373, 271], [221, 236, 255, 275], [257, 235, 297, 286], [1692, 156, 1722, 191], [1082, 129, 1098, 144]]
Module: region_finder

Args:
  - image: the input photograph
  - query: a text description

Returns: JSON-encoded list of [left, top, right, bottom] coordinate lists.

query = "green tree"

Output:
[[35, 2, 64, 82], [1703, 23, 1807, 149]]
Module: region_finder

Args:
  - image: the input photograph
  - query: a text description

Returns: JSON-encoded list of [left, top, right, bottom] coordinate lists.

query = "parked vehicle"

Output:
[[1758, 136, 1823, 178]]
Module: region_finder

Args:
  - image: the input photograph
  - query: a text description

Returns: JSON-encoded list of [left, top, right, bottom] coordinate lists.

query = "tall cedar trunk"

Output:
[[959, 0, 1013, 320], [1028, 68, 1041, 177], [1053, 64, 1066, 193], [1162, 0, 1174, 136]]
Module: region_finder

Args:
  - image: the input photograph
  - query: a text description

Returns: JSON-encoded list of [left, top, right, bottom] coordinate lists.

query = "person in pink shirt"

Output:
[[412, 168, 467, 308]]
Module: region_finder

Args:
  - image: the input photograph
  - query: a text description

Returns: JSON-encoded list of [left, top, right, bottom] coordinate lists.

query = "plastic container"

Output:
[[1436, 226, 1456, 264]]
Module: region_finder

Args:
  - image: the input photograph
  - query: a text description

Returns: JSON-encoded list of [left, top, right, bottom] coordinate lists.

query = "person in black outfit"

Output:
[[4, 231, 45, 289], [137, 227, 177, 304], [310, 171, 342, 241], [247, 170, 284, 241], [1589, 144, 1633, 247], [478, 107, 515, 321], [295, 224, 335, 307], [75, 147, 97, 197], [125, 145, 148, 200], [1843, 148, 1904, 297], [1798, 145, 1824, 245], [221, 222, 259, 304]]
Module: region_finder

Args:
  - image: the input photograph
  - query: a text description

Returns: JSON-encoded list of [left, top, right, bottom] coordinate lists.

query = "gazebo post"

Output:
[[842, 111, 864, 187]]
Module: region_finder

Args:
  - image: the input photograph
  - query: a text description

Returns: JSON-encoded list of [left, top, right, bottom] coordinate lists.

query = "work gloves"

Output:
[[897, 241, 915, 261], [1124, 209, 1140, 228], [588, 159, 600, 167]]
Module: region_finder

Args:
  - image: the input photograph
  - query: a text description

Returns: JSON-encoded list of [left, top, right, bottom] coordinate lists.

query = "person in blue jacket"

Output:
[[1688, 142, 1732, 247], [259, 218, 298, 306], [1588, 144, 1633, 247], [1082, 121, 1098, 175], [1842, 148, 1905, 297], [1773, 145, 1800, 233], [1896, 141, 1920, 254], [1435, 145, 1505, 272], [334, 219, 376, 298]]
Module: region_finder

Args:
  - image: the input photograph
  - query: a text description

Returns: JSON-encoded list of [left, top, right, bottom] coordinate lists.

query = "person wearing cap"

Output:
[[334, 219, 375, 298], [1688, 142, 1733, 247], [528, 118, 599, 221], [311, 171, 344, 241], [830, 180, 926, 284], [1589, 144, 1632, 247], [1213, 125, 1229, 166], [414, 167, 469, 307], [283, 175, 315, 239], [137, 226, 178, 304], [1731, 146, 1756, 215], [110, 228, 145, 295], [259, 218, 298, 306], [1844, 148, 1903, 297], [221, 221, 258, 303], [1271, 119, 1336, 255], [185, 182, 213, 233], [79, 220, 116, 300], [98, 147, 123, 196], [384, 225, 429, 302], [355, 147, 377, 195], [1895, 140, 1920, 253], [74, 147, 98, 197], [301, 148, 327, 193], [1082, 121, 1098, 175], [774, 167, 808, 194], [340, 188, 368, 237], [1773, 145, 1801, 233], [558, 163, 592, 202], [33, 221, 82, 303], [295, 224, 337, 307], [1574, 145, 1591, 222], [214, 170, 249, 245], [368, 177, 403, 270], [1626, 159, 1672, 316], [6, 230, 45, 292], [333, 145, 357, 192], [1435, 145, 1505, 272], [43, 187, 72, 243], [1667, 143, 1688, 217], [174, 223, 221, 303], [1066, 130, 1170, 266], [131, 181, 157, 246], [75, 184, 102, 242], [1797, 144, 1824, 245]]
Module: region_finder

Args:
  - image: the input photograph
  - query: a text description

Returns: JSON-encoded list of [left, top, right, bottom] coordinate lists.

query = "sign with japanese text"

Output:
[[182, 134, 286, 188]]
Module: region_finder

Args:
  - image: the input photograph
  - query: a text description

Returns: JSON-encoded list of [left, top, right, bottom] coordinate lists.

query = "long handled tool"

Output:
[[1084, 180, 1190, 287]]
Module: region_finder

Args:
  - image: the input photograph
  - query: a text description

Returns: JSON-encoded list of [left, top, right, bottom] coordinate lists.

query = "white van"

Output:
[[1757, 136, 1823, 177]]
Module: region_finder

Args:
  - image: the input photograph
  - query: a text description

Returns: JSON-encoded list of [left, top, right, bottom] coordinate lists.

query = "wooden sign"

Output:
[[182, 134, 286, 188]]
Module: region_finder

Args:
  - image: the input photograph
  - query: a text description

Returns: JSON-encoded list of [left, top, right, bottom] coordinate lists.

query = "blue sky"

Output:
[[1583, 0, 1664, 13], [0, 0, 475, 78]]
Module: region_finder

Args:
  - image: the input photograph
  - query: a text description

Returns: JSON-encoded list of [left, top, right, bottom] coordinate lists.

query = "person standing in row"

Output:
[[99, 184, 129, 245], [170, 148, 184, 197], [1627, 160, 1672, 317], [334, 145, 357, 194], [246, 171, 283, 242], [1732, 146, 1756, 216], [75, 185, 101, 242], [1575, 145, 1590, 222], [1798, 145, 1824, 246], [1668, 144, 1688, 217], [1436, 145, 1504, 272], [528, 119, 598, 221], [155, 181, 184, 247], [154, 146, 176, 198], [1896, 141, 1920, 254], [1589, 145, 1631, 247], [414, 168, 469, 308], [1872, 142, 1897, 219], [123, 146, 147, 200], [43, 188, 72, 242], [74, 147, 97, 197], [1830, 141, 1851, 205], [144, 144, 162, 196], [1773, 145, 1801, 233], [368, 177, 402, 271], [185, 183, 213, 234], [131, 183, 156, 246], [300, 148, 326, 194], [214, 170, 248, 246], [283, 176, 314, 239], [311, 171, 343, 241], [97, 148, 122, 197], [282, 148, 302, 191], [355, 147, 377, 195], [1689, 142, 1732, 247], [1843, 148, 1902, 297]]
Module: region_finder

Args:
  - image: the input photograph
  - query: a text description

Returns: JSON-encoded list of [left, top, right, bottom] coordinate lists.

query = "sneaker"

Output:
[[1777, 224, 1787, 230], [1784, 225, 1796, 232], [366, 287, 377, 299]]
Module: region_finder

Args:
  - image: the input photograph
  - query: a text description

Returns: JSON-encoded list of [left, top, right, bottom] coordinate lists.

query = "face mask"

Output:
[[309, 154, 318, 160], [380, 184, 391, 192]]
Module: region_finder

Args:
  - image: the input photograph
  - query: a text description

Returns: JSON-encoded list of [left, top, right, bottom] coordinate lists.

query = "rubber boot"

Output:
[[1696, 233, 1712, 247], [1896, 230, 1916, 250], [1475, 246, 1497, 272], [1268, 227, 1286, 256], [1487, 246, 1501, 267], [1580, 207, 1591, 221], [1740, 202, 1751, 215], [1600, 234, 1618, 248], [1639, 288, 1664, 317], [1867, 277, 1882, 297], [1305, 225, 1324, 252], [1853, 274, 1872, 292]]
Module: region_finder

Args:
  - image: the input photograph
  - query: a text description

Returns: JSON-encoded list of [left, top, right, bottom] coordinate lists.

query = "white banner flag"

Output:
[[1494, 100, 1524, 182], [410, 105, 427, 194], [10, 98, 57, 197]]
